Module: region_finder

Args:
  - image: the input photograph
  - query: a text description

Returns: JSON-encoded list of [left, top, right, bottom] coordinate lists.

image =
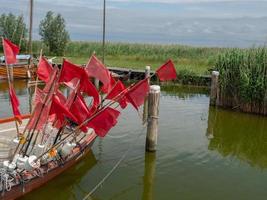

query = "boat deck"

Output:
[[0, 120, 28, 162]]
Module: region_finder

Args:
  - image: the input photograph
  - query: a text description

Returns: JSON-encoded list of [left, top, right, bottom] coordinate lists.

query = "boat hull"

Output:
[[0, 134, 97, 200], [0, 65, 36, 80]]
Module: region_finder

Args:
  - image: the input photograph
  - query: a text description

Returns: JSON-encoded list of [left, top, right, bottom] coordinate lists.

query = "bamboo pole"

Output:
[[146, 85, 160, 152]]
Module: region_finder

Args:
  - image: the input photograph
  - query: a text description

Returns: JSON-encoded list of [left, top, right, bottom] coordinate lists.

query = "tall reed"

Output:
[[215, 47, 267, 114]]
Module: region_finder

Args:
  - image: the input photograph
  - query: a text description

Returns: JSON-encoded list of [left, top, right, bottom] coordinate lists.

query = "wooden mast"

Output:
[[28, 0, 33, 55], [102, 0, 106, 64]]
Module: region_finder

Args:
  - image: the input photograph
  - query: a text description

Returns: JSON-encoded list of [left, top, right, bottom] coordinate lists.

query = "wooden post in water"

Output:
[[210, 71, 219, 106], [146, 85, 160, 152], [142, 152, 156, 200], [143, 66, 150, 124]]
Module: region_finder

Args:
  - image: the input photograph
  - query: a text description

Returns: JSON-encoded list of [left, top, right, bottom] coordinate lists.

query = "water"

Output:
[[1, 81, 267, 200]]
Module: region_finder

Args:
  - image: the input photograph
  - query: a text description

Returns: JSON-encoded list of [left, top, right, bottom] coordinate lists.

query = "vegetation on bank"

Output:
[[32, 41, 225, 75], [215, 47, 267, 112]]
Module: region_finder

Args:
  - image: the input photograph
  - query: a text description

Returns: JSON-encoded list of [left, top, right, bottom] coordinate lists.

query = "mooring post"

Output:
[[210, 71, 219, 106], [143, 66, 151, 124], [146, 85, 160, 152]]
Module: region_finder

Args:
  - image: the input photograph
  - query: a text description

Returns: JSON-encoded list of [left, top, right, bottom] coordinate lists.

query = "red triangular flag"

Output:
[[37, 56, 53, 83], [156, 60, 177, 81], [49, 95, 78, 127], [9, 85, 22, 123], [101, 75, 116, 93], [2, 38, 20, 65], [85, 55, 111, 93], [70, 94, 91, 132], [87, 107, 120, 137], [126, 79, 150, 110], [27, 102, 51, 131], [106, 80, 127, 109], [59, 59, 84, 83], [27, 68, 59, 130], [80, 75, 100, 113]]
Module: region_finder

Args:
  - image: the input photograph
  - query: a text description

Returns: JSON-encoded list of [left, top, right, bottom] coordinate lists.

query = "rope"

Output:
[[0, 169, 14, 192], [82, 126, 146, 200]]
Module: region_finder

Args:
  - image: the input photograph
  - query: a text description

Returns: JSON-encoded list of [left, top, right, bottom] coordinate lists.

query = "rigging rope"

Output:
[[82, 126, 146, 200]]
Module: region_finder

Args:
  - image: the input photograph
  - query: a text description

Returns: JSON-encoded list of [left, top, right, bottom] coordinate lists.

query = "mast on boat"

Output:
[[102, 0, 106, 64], [28, 0, 33, 55]]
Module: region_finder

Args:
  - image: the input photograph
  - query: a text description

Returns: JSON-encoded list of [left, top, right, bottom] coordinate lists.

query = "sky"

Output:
[[1, 0, 267, 47]]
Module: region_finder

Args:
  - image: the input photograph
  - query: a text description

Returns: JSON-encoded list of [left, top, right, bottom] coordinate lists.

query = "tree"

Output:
[[39, 11, 70, 56], [0, 13, 28, 51]]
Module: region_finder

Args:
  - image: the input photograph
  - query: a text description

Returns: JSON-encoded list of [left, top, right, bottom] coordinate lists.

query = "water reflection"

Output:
[[160, 84, 209, 99], [207, 106, 267, 169], [21, 150, 97, 200], [142, 152, 156, 200], [0, 80, 31, 117]]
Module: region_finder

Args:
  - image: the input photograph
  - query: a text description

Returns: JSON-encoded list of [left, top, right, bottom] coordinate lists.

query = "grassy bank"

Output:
[[32, 41, 226, 75]]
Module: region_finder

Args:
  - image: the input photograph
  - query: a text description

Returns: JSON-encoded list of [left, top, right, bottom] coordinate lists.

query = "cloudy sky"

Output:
[[1, 0, 267, 47]]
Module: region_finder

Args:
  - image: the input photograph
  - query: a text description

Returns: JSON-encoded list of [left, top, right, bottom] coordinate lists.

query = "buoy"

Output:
[[3, 160, 16, 172], [60, 142, 76, 157], [16, 156, 28, 169], [25, 155, 40, 170]]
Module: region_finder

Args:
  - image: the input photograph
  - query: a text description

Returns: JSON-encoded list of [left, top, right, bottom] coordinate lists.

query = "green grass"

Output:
[[32, 41, 226, 75]]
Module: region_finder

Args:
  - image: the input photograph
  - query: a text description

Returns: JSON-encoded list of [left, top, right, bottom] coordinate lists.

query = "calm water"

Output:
[[1, 81, 267, 200]]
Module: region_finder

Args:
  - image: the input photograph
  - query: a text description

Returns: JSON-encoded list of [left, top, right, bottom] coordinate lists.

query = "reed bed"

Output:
[[31, 41, 224, 75], [215, 47, 267, 115]]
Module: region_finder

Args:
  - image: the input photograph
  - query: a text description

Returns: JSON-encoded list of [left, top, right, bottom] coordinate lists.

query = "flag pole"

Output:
[[35, 77, 151, 160], [2, 37, 21, 137], [22, 67, 61, 156], [32, 49, 43, 112]]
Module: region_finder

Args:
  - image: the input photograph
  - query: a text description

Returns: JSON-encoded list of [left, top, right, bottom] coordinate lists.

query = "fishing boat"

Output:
[[0, 117, 97, 200], [0, 55, 34, 80], [0, 34, 177, 199]]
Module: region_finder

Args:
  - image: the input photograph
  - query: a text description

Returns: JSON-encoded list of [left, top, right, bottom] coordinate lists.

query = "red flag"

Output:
[[37, 56, 53, 83], [27, 68, 59, 130], [55, 90, 66, 105], [106, 80, 127, 109], [70, 94, 91, 132], [156, 60, 177, 81], [9, 86, 22, 123], [87, 107, 120, 137], [80, 75, 100, 112], [85, 55, 111, 93], [101, 75, 116, 93], [59, 59, 84, 83], [49, 95, 78, 127], [33, 88, 43, 107], [27, 102, 51, 130], [126, 79, 149, 110], [43, 67, 59, 94], [2, 38, 20, 65]]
